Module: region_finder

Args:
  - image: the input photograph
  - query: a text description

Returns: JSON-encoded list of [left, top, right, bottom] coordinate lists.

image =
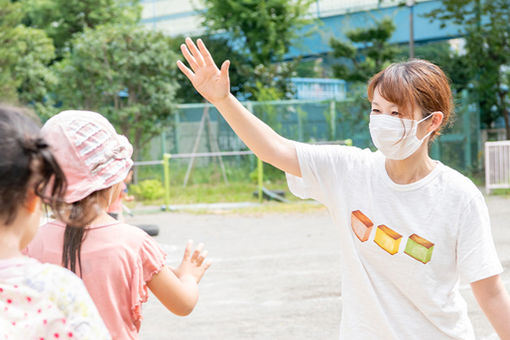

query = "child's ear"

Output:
[[25, 191, 40, 213]]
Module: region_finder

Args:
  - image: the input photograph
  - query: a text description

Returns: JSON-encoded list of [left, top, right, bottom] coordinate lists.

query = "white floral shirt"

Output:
[[0, 256, 110, 340]]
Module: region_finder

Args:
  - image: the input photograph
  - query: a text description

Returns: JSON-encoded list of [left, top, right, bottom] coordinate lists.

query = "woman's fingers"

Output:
[[176, 60, 195, 81], [180, 44, 199, 71], [185, 37, 205, 67], [220, 60, 230, 79], [197, 38, 215, 67]]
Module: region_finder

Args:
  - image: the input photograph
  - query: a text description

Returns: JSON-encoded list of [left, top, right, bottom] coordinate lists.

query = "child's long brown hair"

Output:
[[61, 189, 110, 276]]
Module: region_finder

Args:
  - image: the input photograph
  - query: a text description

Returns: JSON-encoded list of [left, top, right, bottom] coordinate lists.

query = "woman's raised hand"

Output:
[[177, 37, 231, 104]]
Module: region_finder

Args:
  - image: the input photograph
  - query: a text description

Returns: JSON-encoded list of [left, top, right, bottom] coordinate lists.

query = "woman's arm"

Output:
[[147, 241, 211, 316], [471, 274, 510, 339], [177, 38, 301, 177]]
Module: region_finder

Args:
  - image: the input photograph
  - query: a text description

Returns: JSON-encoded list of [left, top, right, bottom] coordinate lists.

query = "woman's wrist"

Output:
[[211, 92, 234, 108]]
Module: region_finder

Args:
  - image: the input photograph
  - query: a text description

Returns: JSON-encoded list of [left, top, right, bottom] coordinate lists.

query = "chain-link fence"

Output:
[[137, 90, 480, 187]]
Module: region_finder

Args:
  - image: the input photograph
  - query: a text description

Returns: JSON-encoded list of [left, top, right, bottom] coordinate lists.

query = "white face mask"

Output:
[[369, 113, 434, 160]]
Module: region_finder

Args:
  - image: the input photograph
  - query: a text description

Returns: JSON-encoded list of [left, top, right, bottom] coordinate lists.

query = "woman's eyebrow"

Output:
[[371, 102, 380, 106]]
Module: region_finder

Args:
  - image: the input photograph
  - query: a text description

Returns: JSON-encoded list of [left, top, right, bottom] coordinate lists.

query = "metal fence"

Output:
[[139, 90, 480, 185], [485, 141, 510, 194]]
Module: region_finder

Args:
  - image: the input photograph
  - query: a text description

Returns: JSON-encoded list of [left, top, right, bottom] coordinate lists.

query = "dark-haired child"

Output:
[[0, 106, 110, 339]]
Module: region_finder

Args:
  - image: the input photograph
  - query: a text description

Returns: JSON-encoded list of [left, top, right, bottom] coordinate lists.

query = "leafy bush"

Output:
[[131, 179, 165, 200]]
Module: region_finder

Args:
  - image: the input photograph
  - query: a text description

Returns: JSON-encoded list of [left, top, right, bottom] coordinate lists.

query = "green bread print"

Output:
[[404, 234, 434, 264]]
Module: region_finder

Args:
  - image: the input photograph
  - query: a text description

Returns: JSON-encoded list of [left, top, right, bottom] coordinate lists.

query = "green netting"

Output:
[[140, 90, 480, 181]]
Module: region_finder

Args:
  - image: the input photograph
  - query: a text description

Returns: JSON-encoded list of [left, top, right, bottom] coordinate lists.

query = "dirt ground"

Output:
[[131, 195, 510, 340]]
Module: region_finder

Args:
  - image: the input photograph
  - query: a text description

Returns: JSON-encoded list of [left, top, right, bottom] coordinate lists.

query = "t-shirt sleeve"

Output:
[[286, 142, 373, 206], [130, 233, 167, 325], [50, 267, 111, 339], [457, 193, 503, 283]]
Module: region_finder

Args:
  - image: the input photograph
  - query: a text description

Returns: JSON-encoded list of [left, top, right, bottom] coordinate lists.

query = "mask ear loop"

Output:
[[418, 112, 443, 142]]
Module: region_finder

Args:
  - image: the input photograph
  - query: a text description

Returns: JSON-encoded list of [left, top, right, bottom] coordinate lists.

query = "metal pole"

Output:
[[163, 153, 171, 210], [408, 0, 415, 59], [257, 157, 263, 203]]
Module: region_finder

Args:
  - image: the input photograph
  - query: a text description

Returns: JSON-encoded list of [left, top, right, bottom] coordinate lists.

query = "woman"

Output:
[[176, 37, 510, 339]]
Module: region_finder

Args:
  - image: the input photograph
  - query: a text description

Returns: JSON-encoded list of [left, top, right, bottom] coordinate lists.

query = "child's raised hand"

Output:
[[174, 240, 211, 284], [177, 38, 231, 104]]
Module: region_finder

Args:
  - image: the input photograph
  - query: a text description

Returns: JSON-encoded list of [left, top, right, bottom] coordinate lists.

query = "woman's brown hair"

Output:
[[367, 59, 454, 140]]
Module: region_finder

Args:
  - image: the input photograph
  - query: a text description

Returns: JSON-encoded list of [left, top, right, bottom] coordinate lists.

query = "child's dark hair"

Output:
[[61, 188, 109, 275], [0, 105, 66, 225]]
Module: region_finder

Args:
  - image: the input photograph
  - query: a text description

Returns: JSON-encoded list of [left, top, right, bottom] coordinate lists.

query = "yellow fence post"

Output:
[[257, 157, 263, 203], [163, 153, 171, 211]]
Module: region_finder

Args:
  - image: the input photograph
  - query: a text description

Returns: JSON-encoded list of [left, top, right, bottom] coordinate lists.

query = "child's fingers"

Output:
[[197, 38, 215, 67], [176, 60, 195, 81], [185, 37, 205, 67], [203, 260, 212, 271], [196, 250, 208, 266], [191, 242, 204, 262], [180, 44, 199, 71], [183, 240, 193, 260]]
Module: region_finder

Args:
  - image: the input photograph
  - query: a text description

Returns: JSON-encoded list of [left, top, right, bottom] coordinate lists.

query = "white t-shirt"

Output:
[[286, 143, 503, 340]]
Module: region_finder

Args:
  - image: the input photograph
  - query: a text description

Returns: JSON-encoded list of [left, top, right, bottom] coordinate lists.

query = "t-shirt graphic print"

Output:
[[351, 210, 435, 264]]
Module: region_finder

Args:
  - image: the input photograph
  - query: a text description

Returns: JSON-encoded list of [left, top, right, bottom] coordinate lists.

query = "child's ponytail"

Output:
[[60, 189, 108, 276]]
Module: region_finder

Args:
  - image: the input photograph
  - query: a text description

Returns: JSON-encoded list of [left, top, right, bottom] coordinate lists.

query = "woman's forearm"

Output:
[[472, 276, 510, 339], [213, 94, 301, 176]]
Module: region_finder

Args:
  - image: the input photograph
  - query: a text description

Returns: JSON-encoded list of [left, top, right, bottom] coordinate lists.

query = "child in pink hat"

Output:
[[26, 110, 211, 339], [0, 106, 110, 339]]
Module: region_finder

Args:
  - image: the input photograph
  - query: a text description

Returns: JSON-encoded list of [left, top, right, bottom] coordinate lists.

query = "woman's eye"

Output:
[[371, 109, 381, 113], [391, 111, 400, 116]]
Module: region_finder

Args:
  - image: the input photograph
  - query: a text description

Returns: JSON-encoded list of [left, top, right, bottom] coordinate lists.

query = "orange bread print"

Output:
[[351, 210, 374, 242]]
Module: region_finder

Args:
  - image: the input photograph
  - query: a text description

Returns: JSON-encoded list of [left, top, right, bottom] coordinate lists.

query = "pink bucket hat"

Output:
[[41, 110, 133, 203]]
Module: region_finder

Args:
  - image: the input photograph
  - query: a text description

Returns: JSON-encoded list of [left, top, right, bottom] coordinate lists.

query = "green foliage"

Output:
[[0, 0, 55, 104], [330, 17, 400, 83], [201, 0, 315, 99], [425, 0, 510, 136], [24, 0, 141, 55], [131, 179, 165, 200], [52, 24, 179, 160]]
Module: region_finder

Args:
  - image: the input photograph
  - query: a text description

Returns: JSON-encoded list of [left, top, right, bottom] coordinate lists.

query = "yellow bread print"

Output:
[[374, 225, 402, 255]]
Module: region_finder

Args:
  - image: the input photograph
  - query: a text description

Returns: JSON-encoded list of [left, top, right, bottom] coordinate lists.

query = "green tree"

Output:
[[200, 0, 315, 100], [426, 0, 510, 137], [330, 17, 400, 83], [53, 25, 179, 160], [24, 0, 141, 55], [0, 0, 55, 104]]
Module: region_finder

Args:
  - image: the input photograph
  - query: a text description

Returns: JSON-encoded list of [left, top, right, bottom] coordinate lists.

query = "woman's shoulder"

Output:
[[437, 163, 483, 201], [295, 142, 379, 166]]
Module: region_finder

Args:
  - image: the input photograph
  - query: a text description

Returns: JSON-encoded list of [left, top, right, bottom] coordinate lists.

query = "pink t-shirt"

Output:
[[26, 221, 166, 340]]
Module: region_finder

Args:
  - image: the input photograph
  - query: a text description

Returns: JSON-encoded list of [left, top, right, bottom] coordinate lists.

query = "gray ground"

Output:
[[131, 195, 510, 340]]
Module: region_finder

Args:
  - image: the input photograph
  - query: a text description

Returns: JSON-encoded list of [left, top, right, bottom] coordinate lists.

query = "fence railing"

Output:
[[134, 151, 263, 208], [485, 141, 510, 194]]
